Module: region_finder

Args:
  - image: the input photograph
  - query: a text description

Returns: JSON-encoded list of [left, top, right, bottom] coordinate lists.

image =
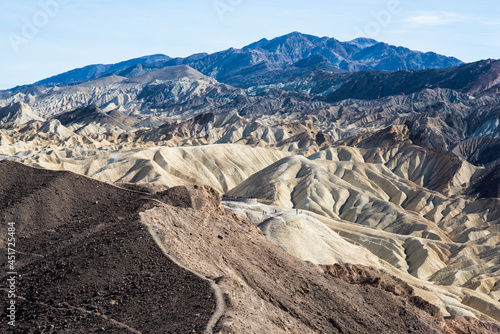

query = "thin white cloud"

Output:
[[404, 12, 466, 27]]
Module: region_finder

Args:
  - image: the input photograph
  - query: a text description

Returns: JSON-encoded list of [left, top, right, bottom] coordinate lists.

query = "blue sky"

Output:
[[0, 0, 499, 89]]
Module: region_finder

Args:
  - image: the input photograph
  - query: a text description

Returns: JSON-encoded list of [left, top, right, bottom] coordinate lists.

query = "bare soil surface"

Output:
[[0, 161, 216, 333]]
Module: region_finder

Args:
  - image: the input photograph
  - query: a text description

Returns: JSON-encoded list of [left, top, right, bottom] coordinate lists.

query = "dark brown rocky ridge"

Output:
[[0, 161, 216, 333]]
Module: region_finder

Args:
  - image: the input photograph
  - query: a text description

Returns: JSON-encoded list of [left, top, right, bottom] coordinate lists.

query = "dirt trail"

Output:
[[142, 206, 225, 334]]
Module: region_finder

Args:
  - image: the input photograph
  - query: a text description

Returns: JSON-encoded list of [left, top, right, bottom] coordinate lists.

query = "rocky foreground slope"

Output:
[[1, 161, 498, 333], [0, 161, 217, 333]]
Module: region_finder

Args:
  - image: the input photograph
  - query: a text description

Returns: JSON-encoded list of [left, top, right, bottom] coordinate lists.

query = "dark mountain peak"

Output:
[[243, 32, 318, 50], [285, 31, 305, 37], [248, 32, 321, 52], [348, 37, 379, 50], [275, 31, 319, 40], [244, 38, 269, 50]]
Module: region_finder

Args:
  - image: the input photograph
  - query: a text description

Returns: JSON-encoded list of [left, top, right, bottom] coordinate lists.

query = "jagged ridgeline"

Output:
[[0, 32, 499, 333]]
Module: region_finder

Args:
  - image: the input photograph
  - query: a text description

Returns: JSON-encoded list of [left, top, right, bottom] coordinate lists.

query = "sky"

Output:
[[0, 0, 499, 89]]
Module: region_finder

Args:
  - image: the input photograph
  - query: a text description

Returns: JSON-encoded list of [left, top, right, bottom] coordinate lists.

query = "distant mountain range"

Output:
[[27, 32, 463, 89], [1, 31, 498, 151]]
